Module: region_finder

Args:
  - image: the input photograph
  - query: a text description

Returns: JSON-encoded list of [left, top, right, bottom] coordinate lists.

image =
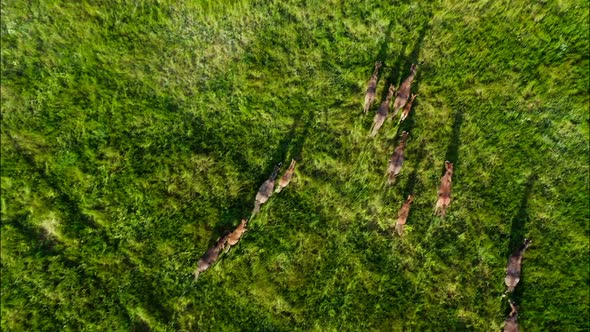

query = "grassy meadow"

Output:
[[2, 0, 589, 330]]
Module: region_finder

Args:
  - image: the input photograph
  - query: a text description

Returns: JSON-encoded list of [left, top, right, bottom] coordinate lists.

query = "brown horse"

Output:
[[364, 61, 383, 113], [503, 300, 519, 332], [275, 159, 296, 193], [505, 239, 532, 293], [225, 218, 248, 253], [395, 195, 414, 235], [387, 131, 409, 184], [434, 161, 453, 216], [253, 164, 281, 214], [399, 94, 417, 123], [194, 233, 230, 279], [370, 85, 396, 137], [392, 64, 417, 116]]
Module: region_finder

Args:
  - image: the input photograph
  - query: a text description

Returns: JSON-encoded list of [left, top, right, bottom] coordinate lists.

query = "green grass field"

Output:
[[2, 0, 589, 330]]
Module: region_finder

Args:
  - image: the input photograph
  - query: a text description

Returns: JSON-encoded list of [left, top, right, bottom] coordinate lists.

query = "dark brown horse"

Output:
[[503, 300, 519, 332], [194, 233, 230, 279], [364, 61, 383, 113], [505, 239, 532, 293]]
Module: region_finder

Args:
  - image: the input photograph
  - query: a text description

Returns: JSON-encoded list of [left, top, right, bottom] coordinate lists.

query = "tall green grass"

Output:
[[2, 0, 588, 330]]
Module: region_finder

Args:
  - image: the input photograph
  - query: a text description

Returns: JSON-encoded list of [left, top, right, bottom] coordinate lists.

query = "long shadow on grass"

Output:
[[386, 21, 430, 195], [379, 11, 431, 106], [361, 20, 394, 115], [378, 44, 406, 105], [377, 20, 395, 66], [506, 174, 536, 257], [257, 106, 315, 200], [366, 18, 432, 234], [403, 141, 427, 198], [287, 107, 316, 162], [506, 174, 536, 310], [377, 17, 430, 143], [441, 107, 464, 176], [266, 107, 314, 176], [395, 19, 430, 135], [206, 108, 316, 246]]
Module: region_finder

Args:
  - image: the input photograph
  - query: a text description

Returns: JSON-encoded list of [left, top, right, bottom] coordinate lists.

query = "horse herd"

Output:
[[364, 61, 531, 331], [363, 61, 452, 234], [194, 159, 297, 278], [193, 61, 531, 331]]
